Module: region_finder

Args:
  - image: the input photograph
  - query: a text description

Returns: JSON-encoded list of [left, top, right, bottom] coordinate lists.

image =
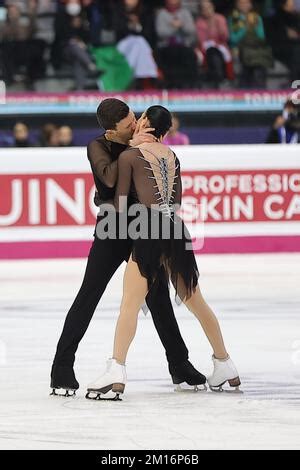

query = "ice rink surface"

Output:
[[0, 253, 299, 450]]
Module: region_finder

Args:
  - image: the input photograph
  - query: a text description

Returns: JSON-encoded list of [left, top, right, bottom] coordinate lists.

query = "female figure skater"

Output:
[[86, 106, 241, 399]]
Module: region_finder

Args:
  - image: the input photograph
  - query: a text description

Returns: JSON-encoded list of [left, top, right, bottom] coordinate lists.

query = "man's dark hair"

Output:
[[97, 98, 130, 130], [145, 105, 172, 139]]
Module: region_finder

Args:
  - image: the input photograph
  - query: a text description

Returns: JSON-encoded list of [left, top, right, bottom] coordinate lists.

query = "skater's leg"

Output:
[[113, 255, 148, 364], [146, 268, 206, 387], [53, 234, 130, 369], [184, 285, 228, 360], [183, 285, 241, 390], [146, 267, 189, 365]]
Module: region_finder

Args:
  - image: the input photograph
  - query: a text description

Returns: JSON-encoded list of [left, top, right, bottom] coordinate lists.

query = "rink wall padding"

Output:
[[1, 145, 300, 259]]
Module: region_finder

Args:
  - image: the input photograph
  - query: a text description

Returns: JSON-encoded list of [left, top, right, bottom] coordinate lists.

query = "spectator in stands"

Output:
[[181, 0, 199, 16], [81, 0, 104, 46], [53, 0, 99, 90], [15, 0, 56, 80], [196, 0, 234, 88], [33, 0, 56, 58], [12, 122, 32, 147], [266, 98, 300, 143], [155, 0, 198, 88], [228, 0, 273, 88], [113, 0, 158, 89], [38, 123, 58, 146], [60, 0, 106, 46], [156, 1, 196, 48], [48, 126, 60, 146], [0, 1, 46, 88], [163, 113, 190, 145], [269, 0, 300, 83], [58, 125, 74, 146]]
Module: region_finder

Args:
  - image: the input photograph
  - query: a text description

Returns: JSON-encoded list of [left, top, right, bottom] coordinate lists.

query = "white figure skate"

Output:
[[207, 355, 242, 393], [86, 358, 126, 401]]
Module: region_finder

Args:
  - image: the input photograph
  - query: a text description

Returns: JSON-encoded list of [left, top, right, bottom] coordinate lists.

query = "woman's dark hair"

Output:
[[145, 105, 172, 139], [97, 98, 129, 130]]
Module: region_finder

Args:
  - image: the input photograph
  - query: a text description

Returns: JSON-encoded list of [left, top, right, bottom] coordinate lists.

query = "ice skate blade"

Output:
[[86, 382, 125, 395], [209, 376, 242, 394], [50, 388, 76, 398], [209, 385, 243, 394], [225, 387, 243, 394], [174, 383, 207, 393], [87, 384, 113, 395], [85, 391, 122, 401], [209, 379, 243, 394]]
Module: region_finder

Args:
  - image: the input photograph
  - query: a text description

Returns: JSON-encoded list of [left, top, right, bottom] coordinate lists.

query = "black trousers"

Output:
[[53, 219, 189, 368]]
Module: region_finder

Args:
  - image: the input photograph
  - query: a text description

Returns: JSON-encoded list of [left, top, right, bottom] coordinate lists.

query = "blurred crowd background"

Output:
[[1, 0, 300, 92], [1, 0, 300, 147]]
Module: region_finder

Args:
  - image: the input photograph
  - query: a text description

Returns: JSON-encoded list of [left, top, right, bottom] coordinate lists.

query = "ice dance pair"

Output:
[[51, 98, 206, 397], [85, 105, 241, 400]]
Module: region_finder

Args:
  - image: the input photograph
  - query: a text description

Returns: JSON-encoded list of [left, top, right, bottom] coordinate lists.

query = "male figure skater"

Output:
[[51, 98, 206, 396]]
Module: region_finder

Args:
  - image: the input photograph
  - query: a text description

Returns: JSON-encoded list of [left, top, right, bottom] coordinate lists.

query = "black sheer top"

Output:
[[87, 134, 128, 203], [114, 143, 182, 217]]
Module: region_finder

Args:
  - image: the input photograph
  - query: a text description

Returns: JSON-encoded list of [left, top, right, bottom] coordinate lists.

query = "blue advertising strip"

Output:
[[0, 90, 294, 115], [0, 103, 285, 114]]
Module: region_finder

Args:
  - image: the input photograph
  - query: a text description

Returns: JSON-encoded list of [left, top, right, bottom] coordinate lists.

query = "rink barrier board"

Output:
[[1, 236, 300, 260], [1, 145, 300, 258]]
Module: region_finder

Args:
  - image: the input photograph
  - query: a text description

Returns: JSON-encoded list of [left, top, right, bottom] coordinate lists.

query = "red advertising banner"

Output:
[[1, 145, 300, 257], [181, 170, 300, 223], [1, 170, 300, 228], [0, 173, 95, 227]]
